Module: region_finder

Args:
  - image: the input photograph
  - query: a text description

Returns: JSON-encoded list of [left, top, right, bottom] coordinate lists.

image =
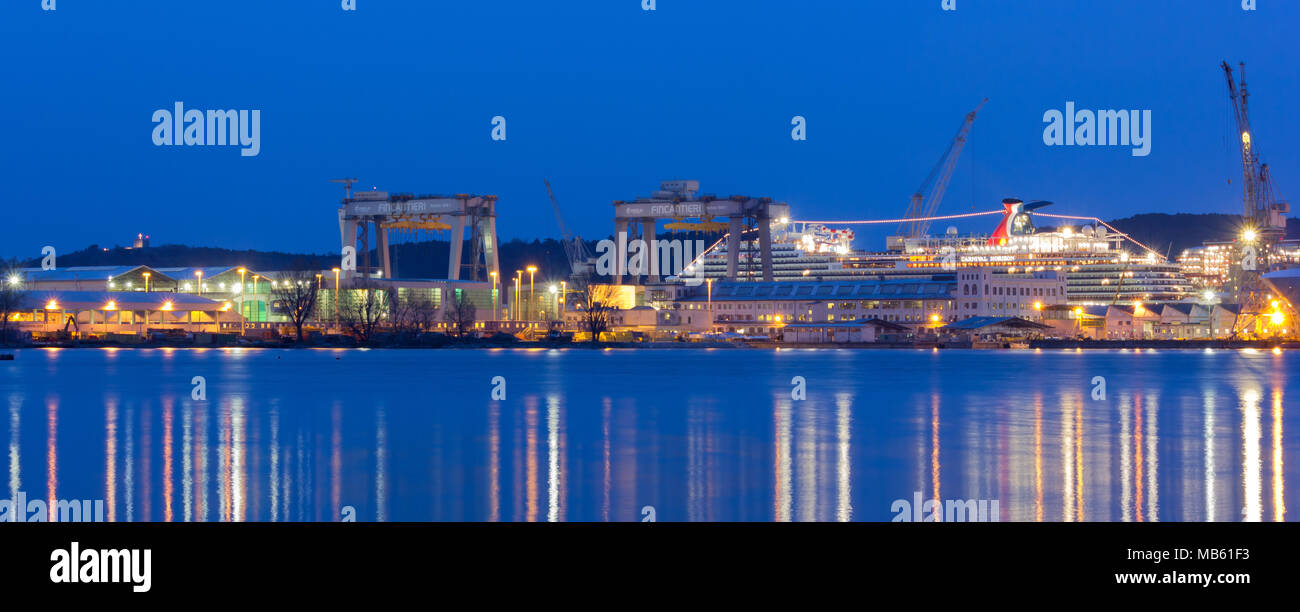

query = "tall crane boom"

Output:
[[545, 180, 594, 277], [545, 180, 573, 240], [1221, 61, 1292, 335], [1222, 61, 1287, 237], [897, 98, 987, 239]]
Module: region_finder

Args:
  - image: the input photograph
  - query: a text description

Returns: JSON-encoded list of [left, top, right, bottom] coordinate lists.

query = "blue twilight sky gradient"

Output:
[[1, 0, 1297, 258]]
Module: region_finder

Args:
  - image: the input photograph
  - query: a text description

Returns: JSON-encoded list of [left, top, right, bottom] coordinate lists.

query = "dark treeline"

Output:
[[1043, 213, 1299, 257], [14, 238, 602, 282], [14, 215, 1291, 276], [14, 244, 339, 271]]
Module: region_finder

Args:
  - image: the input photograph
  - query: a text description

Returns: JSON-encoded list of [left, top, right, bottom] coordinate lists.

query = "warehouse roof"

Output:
[[17, 291, 232, 311], [677, 278, 955, 302], [942, 316, 1051, 331], [16, 266, 158, 283]]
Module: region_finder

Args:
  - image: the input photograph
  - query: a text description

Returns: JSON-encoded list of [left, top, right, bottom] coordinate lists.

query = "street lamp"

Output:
[[514, 271, 522, 322], [548, 284, 558, 321], [250, 274, 260, 324], [194, 270, 204, 296], [489, 271, 498, 322], [706, 278, 714, 332], [316, 273, 323, 328], [332, 267, 341, 330], [237, 268, 247, 333], [142, 271, 151, 293], [527, 266, 537, 325]]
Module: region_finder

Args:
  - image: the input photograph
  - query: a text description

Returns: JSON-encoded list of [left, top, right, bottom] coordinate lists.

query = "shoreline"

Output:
[[2, 339, 1294, 352]]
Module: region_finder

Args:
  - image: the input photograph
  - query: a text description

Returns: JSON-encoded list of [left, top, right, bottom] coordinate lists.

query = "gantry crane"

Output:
[[891, 98, 987, 248]]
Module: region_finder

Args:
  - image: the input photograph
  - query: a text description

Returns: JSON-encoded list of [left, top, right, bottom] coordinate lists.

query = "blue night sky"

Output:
[[2, 0, 1296, 258]]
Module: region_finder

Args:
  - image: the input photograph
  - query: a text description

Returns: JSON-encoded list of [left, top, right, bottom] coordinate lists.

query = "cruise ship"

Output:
[[693, 199, 1191, 305]]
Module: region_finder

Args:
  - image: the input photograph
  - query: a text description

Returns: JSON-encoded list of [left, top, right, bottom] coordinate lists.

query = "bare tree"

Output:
[[0, 265, 26, 347], [572, 279, 618, 343], [408, 296, 439, 332], [388, 292, 416, 333], [444, 291, 477, 338], [270, 266, 321, 342], [342, 281, 387, 344], [386, 293, 439, 334]]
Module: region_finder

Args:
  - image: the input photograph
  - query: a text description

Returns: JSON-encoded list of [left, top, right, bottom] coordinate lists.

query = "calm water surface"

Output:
[[0, 347, 1295, 522]]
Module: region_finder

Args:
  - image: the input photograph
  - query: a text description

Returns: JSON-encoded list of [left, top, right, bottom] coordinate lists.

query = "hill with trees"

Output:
[[9, 214, 1296, 273]]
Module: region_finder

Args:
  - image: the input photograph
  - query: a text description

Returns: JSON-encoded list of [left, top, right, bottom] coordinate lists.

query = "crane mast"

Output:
[[1223, 63, 1272, 232], [1222, 61, 1291, 334], [545, 180, 594, 278], [894, 98, 987, 244]]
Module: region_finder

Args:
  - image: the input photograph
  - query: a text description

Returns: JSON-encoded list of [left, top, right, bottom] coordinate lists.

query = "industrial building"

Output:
[[5, 291, 243, 339], [611, 181, 790, 283], [608, 271, 1069, 339], [781, 319, 911, 344], [938, 316, 1053, 344], [16, 265, 268, 319]]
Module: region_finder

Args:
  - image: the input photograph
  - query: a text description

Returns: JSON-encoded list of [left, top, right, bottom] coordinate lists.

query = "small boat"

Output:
[[0, 354, 14, 361]]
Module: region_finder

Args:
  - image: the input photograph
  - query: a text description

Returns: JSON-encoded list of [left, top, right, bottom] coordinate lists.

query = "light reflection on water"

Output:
[[0, 347, 1295, 522]]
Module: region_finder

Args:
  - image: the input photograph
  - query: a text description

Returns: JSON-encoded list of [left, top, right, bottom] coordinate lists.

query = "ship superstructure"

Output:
[[691, 199, 1191, 305]]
